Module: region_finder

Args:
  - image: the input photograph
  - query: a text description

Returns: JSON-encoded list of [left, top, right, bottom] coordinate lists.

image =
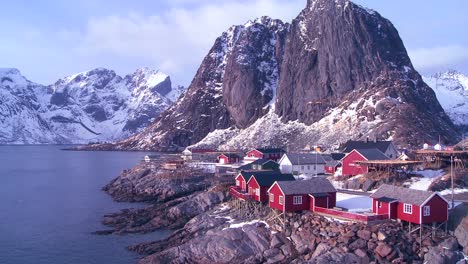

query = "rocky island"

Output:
[[96, 158, 467, 264]]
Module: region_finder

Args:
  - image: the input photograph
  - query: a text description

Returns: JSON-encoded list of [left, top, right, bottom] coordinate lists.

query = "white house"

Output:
[[434, 144, 444, 151], [278, 153, 326, 175]]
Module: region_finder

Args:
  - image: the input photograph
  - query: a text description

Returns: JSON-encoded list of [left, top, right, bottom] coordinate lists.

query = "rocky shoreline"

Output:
[[98, 163, 467, 263]]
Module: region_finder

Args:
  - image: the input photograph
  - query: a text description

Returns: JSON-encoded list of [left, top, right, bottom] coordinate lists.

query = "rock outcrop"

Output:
[[129, 204, 464, 264]]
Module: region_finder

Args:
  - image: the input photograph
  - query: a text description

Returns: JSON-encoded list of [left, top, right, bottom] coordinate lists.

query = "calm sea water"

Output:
[[0, 145, 171, 264]]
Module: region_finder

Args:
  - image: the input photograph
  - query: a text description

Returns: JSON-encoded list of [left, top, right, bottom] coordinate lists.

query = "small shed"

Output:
[[144, 155, 159, 163], [244, 148, 286, 162], [322, 153, 345, 174], [267, 178, 337, 212], [370, 184, 449, 224], [218, 153, 241, 164], [245, 171, 295, 202]]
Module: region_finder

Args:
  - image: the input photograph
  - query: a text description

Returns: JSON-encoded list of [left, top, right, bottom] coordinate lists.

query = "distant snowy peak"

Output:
[[0, 68, 31, 88], [424, 70, 468, 126], [0, 67, 185, 144]]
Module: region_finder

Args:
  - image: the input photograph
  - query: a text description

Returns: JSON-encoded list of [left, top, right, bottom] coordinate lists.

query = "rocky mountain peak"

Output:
[[102, 0, 460, 152], [126, 67, 171, 97]]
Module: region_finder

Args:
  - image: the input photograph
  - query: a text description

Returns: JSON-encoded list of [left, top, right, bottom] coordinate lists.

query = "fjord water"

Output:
[[0, 145, 170, 264]]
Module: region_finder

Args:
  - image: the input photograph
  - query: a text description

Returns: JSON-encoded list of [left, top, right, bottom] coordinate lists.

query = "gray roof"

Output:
[[246, 171, 295, 186], [370, 184, 442, 206], [354, 148, 389, 160], [276, 178, 336, 195], [342, 140, 394, 153], [237, 159, 278, 171], [284, 153, 326, 165]]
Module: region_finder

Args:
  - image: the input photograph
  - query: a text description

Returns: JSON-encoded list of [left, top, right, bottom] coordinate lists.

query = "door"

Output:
[[389, 202, 398, 219], [309, 195, 315, 212]]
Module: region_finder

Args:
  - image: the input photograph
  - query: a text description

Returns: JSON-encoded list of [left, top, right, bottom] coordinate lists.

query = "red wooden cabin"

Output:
[[245, 171, 295, 202], [267, 178, 337, 212], [218, 153, 241, 164], [341, 148, 389, 176], [244, 148, 286, 162], [370, 184, 449, 224]]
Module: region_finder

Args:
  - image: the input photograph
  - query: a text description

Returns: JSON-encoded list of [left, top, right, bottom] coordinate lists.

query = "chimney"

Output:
[[366, 137, 369, 143]]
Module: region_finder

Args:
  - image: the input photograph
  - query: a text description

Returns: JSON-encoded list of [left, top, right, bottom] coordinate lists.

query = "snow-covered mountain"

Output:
[[423, 70, 468, 127], [96, 0, 459, 152], [0, 67, 184, 144]]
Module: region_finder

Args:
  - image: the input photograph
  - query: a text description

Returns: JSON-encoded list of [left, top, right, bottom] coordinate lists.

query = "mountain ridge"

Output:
[[94, 0, 460, 152], [0, 67, 184, 144]]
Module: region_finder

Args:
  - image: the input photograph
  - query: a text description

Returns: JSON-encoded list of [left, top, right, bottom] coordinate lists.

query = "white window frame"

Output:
[[269, 193, 274, 202], [403, 203, 412, 214], [255, 188, 260, 196], [279, 196, 284, 205], [236, 180, 240, 186], [293, 196, 302, 205], [423, 206, 430, 216]]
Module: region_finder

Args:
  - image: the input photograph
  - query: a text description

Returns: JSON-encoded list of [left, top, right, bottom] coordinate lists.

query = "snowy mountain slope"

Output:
[[88, 0, 460, 152], [423, 70, 468, 127], [0, 67, 184, 144]]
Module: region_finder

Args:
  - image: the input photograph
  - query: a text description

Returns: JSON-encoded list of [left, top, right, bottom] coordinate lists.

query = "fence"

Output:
[[314, 207, 388, 223], [229, 186, 251, 200]]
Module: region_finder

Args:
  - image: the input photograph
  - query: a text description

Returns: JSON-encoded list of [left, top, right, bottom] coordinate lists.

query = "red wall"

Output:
[[396, 202, 421, 224], [325, 166, 336, 174], [235, 174, 246, 192], [246, 149, 263, 159], [373, 199, 390, 215], [421, 195, 448, 224], [328, 192, 337, 208], [342, 151, 368, 176], [268, 184, 285, 211], [247, 177, 271, 202], [284, 194, 310, 212]]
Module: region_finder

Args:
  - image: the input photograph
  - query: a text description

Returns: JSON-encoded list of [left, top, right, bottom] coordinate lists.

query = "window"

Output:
[[255, 188, 260, 196], [279, 196, 284, 205], [423, 206, 430, 216], [236, 180, 240, 186], [313, 165, 316, 170], [269, 193, 274, 202], [403, 203, 412, 214], [293, 196, 302, 205], [307, 165, 310, 170], [378, 201, 382, 208]]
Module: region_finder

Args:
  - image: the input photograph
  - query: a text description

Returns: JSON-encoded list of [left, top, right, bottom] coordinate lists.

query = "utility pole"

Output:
[[451, 155, 454, 209], [314, 145, 318, 177]]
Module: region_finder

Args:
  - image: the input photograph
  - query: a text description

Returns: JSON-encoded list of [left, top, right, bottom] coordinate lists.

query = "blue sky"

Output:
[[1, 0, 467, 85]]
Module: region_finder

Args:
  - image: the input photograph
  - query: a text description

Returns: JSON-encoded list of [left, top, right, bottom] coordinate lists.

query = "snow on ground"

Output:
[[439, 188, 468, 195], [323, 216, 349, 223], [336, 193, 372, 213], [406, 169, 444, 191], [223, 220, 269, 230]]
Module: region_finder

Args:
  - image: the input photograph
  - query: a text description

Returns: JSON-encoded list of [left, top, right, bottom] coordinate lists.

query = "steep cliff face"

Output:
[[113, 18, 288, 150], [104, 0, 460, 151]]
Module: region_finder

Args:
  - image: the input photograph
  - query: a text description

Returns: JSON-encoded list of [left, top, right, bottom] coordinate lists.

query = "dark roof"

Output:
[[370, 184, 444, 206], [354, 148, 389, 160], [247, 171, 295, 186], [220, 153, 241, 159], [276, 178, 336, 195], [237, 159, 278, 171], [283, 153, 326, 165], [376, 197, 397, 203], [322, 154, 343, 167], [342, 140, 394, 153], [331, 153, 346, 160], [256, 148, 286, 154]]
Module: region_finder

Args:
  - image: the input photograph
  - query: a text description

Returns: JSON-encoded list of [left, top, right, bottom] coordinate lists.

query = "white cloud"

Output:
[[74, 0, 304, 84], [409, 45, 468, 70]]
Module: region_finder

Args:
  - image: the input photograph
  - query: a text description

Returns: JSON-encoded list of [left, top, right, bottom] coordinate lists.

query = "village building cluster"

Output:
[[143, 138, 467, 235]]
